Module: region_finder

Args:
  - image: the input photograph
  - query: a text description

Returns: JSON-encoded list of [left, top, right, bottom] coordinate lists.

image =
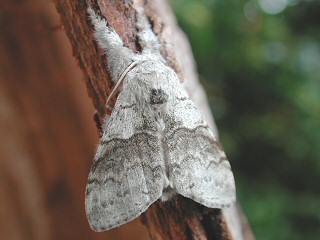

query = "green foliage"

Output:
[[172, 0, 320, 239]]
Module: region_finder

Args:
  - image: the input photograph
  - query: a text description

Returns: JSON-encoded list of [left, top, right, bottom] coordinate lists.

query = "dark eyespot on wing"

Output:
[[150, 88, 168, 105]]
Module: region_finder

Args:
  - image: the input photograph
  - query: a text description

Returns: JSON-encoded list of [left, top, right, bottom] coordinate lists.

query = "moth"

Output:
[[86, 4, 236, 232]]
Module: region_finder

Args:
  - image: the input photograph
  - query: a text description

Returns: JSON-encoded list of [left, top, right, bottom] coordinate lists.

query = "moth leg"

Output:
[[133, 3, 163, 58], [88, 7, 135, 82]]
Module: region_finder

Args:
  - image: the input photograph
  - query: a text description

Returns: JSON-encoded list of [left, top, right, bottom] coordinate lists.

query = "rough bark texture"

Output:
[[0, 0, 254, 239]]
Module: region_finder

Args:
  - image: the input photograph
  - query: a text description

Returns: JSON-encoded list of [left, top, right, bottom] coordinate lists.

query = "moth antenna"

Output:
[[105, 61, 138, 107]]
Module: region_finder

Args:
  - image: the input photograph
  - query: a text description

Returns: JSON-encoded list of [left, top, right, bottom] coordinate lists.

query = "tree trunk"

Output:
[[0, 0, 254, 239]]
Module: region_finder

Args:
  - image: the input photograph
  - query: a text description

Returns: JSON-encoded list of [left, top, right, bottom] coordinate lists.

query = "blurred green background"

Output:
[[172, 0, 320, 239]]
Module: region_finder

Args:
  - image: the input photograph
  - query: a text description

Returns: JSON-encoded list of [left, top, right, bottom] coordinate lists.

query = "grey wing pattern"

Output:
[[164, 83, 236, 208], [85, 92, 166, 231]]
